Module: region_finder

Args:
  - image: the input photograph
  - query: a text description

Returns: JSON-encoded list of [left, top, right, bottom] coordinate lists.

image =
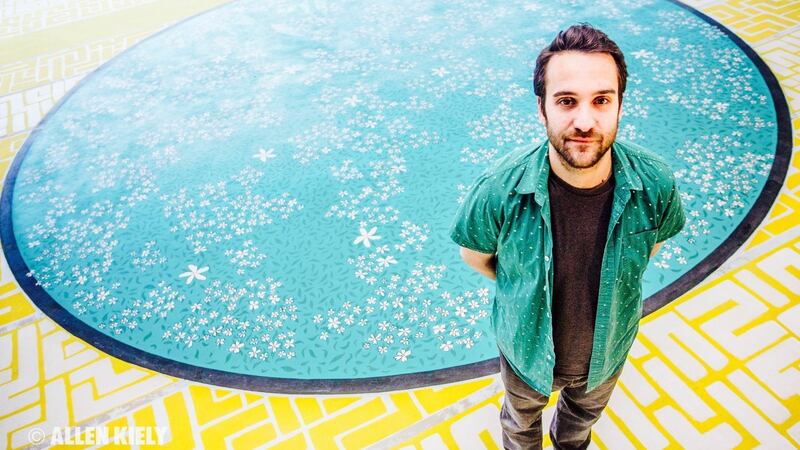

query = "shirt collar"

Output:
[[516, 140, 643, 204]]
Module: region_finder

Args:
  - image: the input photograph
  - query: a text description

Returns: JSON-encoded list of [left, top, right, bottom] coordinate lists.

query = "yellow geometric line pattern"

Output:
[[0, 0, 231, 68], [708, 0, 800, 250], [0, 77, 83, 137], [0, 0, 798, 449], [704, 1, 800, 43], [38, 379, 495, 449], [0, 317, 175, 450], [0, 0, 161, 39], [0, 133, 31, 197], [0, 35, 149, 97], [394, 236, 800, 449], [0, 282, 35, 327]]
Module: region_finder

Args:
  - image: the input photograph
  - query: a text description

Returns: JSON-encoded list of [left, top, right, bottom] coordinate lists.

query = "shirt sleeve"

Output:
[[449, 177, 501, 254], [656, 178, 686, 243]]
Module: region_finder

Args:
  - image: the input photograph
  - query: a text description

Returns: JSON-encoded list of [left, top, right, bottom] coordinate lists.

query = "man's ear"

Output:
[[537, 96, 547, 125], [617, 99, 624, 121]]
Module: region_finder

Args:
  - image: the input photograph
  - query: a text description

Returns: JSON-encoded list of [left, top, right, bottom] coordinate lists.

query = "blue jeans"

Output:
[[498, 352, 623, 450]]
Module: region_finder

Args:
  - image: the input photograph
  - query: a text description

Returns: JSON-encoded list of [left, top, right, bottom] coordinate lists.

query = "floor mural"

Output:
[[0, 0, 798, 448]]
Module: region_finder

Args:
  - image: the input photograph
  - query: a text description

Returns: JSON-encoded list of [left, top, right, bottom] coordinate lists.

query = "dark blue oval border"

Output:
[[0, 0, 791, 394]]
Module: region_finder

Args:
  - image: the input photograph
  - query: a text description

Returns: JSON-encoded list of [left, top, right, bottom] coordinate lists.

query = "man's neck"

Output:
[[547, 144, 613, 189]]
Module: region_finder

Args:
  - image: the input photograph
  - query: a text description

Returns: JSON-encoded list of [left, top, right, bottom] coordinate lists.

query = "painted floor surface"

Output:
[[1, 0, 799, 448]]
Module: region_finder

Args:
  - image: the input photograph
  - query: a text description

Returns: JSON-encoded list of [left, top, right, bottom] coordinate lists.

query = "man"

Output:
[[449, 24, 685, 449]]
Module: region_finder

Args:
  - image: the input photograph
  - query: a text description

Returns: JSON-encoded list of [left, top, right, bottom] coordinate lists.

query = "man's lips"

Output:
[[567, 138, 598, 143]]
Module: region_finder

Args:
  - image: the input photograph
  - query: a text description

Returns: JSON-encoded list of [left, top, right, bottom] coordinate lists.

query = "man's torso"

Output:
[[449, 138, 681, 395]]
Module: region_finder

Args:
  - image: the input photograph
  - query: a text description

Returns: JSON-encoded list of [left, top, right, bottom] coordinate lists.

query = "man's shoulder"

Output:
[[474, 141, 542, 189], [615, 140, 677, 187], [485, 141, 541, 175]]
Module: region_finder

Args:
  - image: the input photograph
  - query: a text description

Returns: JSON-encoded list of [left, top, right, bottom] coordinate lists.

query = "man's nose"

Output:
[[572, 105, 595, 132]]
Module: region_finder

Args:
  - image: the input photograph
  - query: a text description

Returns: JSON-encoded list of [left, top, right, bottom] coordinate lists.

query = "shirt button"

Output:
[[544, 255, 550, 262]]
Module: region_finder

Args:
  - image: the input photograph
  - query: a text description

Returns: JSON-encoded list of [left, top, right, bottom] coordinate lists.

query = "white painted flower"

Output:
[[327, 316, 340, 330], [631, 49, 653, 59], [353, 226, 381, 248], [253, 148, 276, 162], [440, 341, 453, 351], [179, 264, 209, 284], [394, 349, 411, 362], [377, 256, 397, 267], [229, 341, 244, 353], [344, 95, 360, 106], [432, 67, 448, 77]]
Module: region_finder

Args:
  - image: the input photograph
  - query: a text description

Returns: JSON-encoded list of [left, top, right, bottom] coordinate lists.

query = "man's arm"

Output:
[[450, 176, 501, 278], [653, 175, 686, 257], [459, 247, 497, 281]]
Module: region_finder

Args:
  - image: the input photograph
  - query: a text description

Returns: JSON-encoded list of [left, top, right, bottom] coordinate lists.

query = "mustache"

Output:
[[569, 129, 598, 138]]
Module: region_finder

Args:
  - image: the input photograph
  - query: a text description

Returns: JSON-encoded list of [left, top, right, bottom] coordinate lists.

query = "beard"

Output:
[[546, 125, 617, 170]]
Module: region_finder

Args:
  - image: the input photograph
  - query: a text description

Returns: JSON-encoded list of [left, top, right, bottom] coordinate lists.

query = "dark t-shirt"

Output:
[[547, 168, 615, 376]]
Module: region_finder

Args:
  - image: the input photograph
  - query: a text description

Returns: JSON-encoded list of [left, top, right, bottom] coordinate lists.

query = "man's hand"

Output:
[[459, 247, 497, 280], [651, 241, 664, 258]]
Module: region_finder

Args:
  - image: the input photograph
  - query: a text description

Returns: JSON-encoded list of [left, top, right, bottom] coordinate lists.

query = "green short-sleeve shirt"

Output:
[[450, 139, 686, 395]]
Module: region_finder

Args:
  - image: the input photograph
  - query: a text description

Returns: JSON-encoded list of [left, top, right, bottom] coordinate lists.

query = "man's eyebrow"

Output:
[[551, 89, 616, 97]]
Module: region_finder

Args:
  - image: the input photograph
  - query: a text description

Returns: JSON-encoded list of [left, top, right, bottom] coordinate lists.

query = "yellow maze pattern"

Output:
[[394, 236, 800, 449], [736, 4, 800, 250], [0, 318, 175, 449], [0, 0, 799, 449], [37, 379, 495, 449], [0, 0, 161, 39], [705, 1, 800, 43]]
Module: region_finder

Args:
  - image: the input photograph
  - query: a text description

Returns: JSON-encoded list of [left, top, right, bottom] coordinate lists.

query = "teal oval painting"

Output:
[[3, 0, 787, 391]]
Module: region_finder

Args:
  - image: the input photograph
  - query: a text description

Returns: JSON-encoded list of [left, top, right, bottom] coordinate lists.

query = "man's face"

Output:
[[537, 51, 622, 170]]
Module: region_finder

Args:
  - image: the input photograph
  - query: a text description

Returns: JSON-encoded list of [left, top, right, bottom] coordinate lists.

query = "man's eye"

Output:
[[557, 98, 574, 106], [595, 97, 610, 104]]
